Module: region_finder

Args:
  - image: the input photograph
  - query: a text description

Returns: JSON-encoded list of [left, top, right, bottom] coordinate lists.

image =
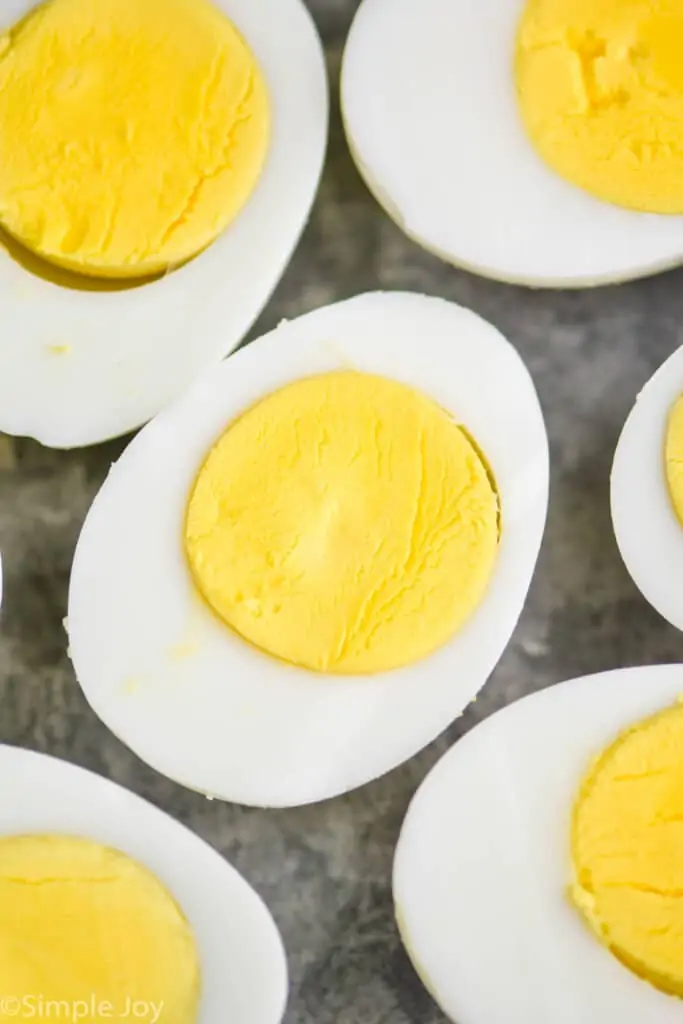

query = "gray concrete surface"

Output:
[[2, 2, 683, 1021]]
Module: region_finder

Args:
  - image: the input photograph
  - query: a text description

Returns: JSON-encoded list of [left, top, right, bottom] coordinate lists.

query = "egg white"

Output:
[[67, 291, 548, 807], [340, 0, 683, 288], [611, 345, 683, 631], [0, 0, 327, 448], [394, 665, 683, 1024], [0, 744, 288, 1024]]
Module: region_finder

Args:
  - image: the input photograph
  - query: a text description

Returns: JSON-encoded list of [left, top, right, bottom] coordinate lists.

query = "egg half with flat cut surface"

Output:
[[611, 342, 683, 631], [394, 664, 683, 1024], [67, 291, 548, 808], [0, 0, 326, 447], [0, 744, 288, 1024], [341, 0, 683, 287]]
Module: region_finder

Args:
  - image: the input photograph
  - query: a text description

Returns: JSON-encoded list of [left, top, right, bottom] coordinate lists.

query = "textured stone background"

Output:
[[3, 2, 683, 1022]]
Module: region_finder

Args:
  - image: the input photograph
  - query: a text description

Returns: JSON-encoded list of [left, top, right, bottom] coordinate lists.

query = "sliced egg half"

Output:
[[67, 291, 549, 807], [341, 0, 683, 288], [0, 0, 327, 448], [611, 343, 683, 631], [0, 744, 288, 1024], [394, 664, 683, 1024]]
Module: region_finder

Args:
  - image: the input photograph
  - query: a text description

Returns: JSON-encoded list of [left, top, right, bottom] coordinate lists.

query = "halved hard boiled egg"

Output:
[[0, 744, 288, 1024], [67, 291, 549, 807], [341, 0, 683, 288], [394, 664, 683, 1024], [611, 343, 683, 631], [0, 0, 327, 448]]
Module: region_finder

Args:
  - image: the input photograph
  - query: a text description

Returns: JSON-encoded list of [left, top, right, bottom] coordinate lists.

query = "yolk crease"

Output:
[[183, 371, 500, 675], [665, 394, 683, 526], [571, 702, 683, 997], [0, 0, 269, 278], [515, 0, 683, 213], [0, 835, 200, 1024]]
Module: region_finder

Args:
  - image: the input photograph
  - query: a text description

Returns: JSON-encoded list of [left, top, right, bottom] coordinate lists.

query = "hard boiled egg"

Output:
[[394, 664, 683, 1024], [67, 291, 548, 807], [341, 0, 683, 288], [611, 344, 683, 631], [0, 0, 327, 448], [0, 744, 288, 1024]]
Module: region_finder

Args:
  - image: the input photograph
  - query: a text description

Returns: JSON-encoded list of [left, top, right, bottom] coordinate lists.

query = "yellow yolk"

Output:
[[184, 371, 500, 675], [0, 835, 200, 1023], [0, 835, 200, 1019], [0, 0, 269, 278], [665, 395, 683, 526], [516, 0, 683, 213], [571, 703, 683, 997]]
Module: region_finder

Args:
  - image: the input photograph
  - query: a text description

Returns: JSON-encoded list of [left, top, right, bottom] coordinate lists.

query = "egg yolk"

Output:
[[0, 0, 269, 278], [516, 0, 683, 213], [0, 835, 200, 1023], [571, 703, 683, 997], [665, 395, 683, 526], [184, 371, 500, 675]]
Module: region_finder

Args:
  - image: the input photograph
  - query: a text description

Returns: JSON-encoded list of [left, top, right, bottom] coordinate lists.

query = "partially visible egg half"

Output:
[[611, 343, 683, 631], [341, 0, 683, 288], [0, 744, 288, 1024], [67, 291, 549, 807], [394, 664, 683, 1024], [0, 0, 327, 448]]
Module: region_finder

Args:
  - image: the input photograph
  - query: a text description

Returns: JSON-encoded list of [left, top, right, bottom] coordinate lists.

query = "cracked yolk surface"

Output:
[[665, 395, 683, 526], [571, 703, 683, 997], [0, 0, 269, 278], [516, 0, 683, 213], [184, 371, 500, 675], [0, 835, 200, 1023]]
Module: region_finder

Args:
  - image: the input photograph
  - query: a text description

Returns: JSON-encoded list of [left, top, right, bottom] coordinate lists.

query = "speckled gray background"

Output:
[[2, 2, 683, 1022]]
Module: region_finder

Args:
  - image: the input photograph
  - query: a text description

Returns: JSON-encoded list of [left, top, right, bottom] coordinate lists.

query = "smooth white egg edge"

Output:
[[0, 745, 288, 1024], [67, 291, 549, 808], [340, 0, 683, 287], [0, 0, 327, 448], [611, 344, 683, 632], [393, 664, 683, 1024]]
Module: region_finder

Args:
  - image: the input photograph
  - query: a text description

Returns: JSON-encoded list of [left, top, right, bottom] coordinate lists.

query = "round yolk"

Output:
[[0, 0, 269, 278], [516, 0, 683, 214], [184, 371, 500, 675], [665, 395, 683, 526], [571, 703, 683, 997], [0, 835, 200, 1023]]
